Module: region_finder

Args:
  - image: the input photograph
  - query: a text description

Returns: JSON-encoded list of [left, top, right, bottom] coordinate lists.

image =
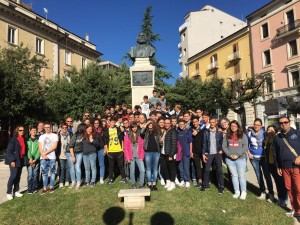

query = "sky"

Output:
[[25, 0, 271, 84]]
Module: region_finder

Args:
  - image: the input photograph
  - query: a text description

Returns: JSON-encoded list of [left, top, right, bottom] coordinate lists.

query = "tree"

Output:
[[279, 84, 300, 117], [0, 44, 47, 130]]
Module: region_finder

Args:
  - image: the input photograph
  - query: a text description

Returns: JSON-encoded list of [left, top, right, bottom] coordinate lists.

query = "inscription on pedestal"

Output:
[[132, 71, 153, 86]]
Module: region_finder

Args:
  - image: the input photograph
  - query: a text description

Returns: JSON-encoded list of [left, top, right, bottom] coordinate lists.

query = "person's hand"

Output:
[[89, 136, 94, 142], [168, 157, 173, 161], [103, 150, 108, 156], [277, 168, 282, 176], [294, 156, 300, 166], [192, 129, 198, 136], [43, 155, 49, 160], [120, 126, 125, 132], [230, 155, 238, 160], [218, 150, 223, 155], [190, 152, 194, 158], [248, 152, 253, 159], [202, 155, 208, 163], [11, 162, 16, 168], [71, 156, 76, 163], [29, 158, 33, 165], [127, 160, 131, 164]]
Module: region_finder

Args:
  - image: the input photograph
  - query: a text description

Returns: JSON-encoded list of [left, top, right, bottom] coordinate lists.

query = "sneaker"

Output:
[[185, 182, 190, 189], [268, 193, 275, 203], [6, 194, 13, 200], [175, 178, 180, 186], [218, 186, 224, 195], [99, 178, 104, 185], [193, 179, 197, 186], [59, 183, 64, 188], [75, 181, 81, 190], [120, 178, 127, 184], [232, 191, 240, 199], [139, 186, 144, 189], [257, 193, 266, 200], [148, 184, 153, 191], [160, 179, 165, 186], [33, 190, 38, 193], [240, 191, 247, 200], [164, 180, 171, 189], [167, 182, 176, 191], [285, 211, 295, 217], [14, 192, 23, 198], [28, 190, 33, 195], [294, 212, 300, 218], [195, 182, 202, 188], [90, 182, 96, 187], [83, 182, 90, 187], [41, 189, 48, 195], [277, 199, 287, 207], [108, 179, 114, 185], [69, 182, 76, 189], [131, 184, 136, 189], [49, 188, 54, 194], [152, 185, 158, 191], [178, 181, 185, 188], [200, 186, 206, 192], [65, 182, 70, 187]]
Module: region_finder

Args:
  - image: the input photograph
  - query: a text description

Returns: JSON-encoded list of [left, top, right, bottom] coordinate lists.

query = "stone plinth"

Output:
[[118, 189, 151, 209]]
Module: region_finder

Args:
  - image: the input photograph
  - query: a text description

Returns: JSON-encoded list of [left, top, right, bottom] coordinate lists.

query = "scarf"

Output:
[[60, 131, 70, 152], [250, 129, 263, 148], [17, 136, 25, 158]]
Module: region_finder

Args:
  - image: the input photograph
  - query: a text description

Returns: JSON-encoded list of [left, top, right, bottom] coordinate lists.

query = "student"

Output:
[[141, 95, 150, 118], [27, 126, 40, 194], [149, 89, 159, 107], [158, 92, 167, 109], [124, 122, 145, 189]]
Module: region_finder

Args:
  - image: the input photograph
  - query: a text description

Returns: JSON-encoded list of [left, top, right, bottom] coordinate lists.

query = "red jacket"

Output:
[[123, 133, 144, 161]]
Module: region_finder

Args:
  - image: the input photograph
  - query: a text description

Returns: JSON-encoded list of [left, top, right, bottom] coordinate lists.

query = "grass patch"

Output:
[[0, 178, 294, 225]]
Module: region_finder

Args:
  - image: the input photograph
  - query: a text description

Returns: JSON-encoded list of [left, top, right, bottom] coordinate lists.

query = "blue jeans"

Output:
[[144, 152, 160, 184], [250, 157, 274, 194], [83, 153, 97, 182], [97, 149, 105, 179], [130, 157, 145, 186], [179, 155, 190, 182], [225, 157, 247, 192], [66, 152, 83, 182], [268, 163, 287, 200], [41, 159, 56, 189], [27, 163, 39, 191], [59, 159, 70, 184]]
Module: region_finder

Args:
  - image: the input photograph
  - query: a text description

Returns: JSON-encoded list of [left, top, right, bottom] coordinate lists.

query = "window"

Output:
[[65, 50, 71, 65], [8, 26, 16, 44], [292, 71, 299, 87], [183, 48, 186, 56], [261, 23, 269, 39], [36, 38, 43, 54], [181, 33, 185, 42], [288, 40, 298, 58], [233, 43, 239, 53], [266, 79, 273, 93], [195, 62, 199, 71], [82, 57, 87, 69], [263, 50, 271, 66]]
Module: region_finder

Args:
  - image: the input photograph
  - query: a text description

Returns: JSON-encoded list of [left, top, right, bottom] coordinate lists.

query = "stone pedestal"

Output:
[[118, 189, 151, 209], [130, 58, 155, 108]]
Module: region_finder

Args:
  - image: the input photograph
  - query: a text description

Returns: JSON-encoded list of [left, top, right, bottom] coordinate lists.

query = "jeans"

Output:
[[160, 154, 176, 182], [268, 163, 287, 200], [203, 154, 224, 188], [179, 155, 190, 182], [83, 153, 97, 182], [66, 152, 83, 182], [144, 152, 160, 184], [225, 157, 247, 192], [108, 152, 125, 180], [97, 149, 105, 179], [27, 163, 39, 191], [250, 157, 273, 194], [7, 165, 23, 194], [130, 157, 145, 186], [59, 159, 70, 184], [41, 159, 56, 189], [193, 153, 203, 181]]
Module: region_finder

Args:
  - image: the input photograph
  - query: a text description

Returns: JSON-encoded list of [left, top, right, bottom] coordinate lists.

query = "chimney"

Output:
[[85, 33, 89, 42]]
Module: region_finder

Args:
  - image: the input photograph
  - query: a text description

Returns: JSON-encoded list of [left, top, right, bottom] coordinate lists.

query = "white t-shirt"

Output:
[[141, 103, 150, 118], [39, 133, 59, 160]]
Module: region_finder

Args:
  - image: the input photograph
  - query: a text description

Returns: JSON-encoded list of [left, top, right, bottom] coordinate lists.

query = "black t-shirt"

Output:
[[147, 132, 159, 152]]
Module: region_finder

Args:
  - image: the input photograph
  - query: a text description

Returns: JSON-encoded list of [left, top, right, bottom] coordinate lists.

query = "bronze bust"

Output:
[[130, 32, 155, 59]]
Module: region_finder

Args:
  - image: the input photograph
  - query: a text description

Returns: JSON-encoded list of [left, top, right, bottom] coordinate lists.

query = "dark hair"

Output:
[[147, 121, 160, 135], [202, 111, 210, 117], [183, 111, 190, 116], [160, 92, 165, 96], [156, 102, 162, 107], [209, 116, 217, 121], [266, 125, 278, 133], [134, 111, 141, 117], [60, 122, 68, 128], [14, 125, 25, 137], [178, 119, 186, 124], [143, 95, 148, 99], [29, 126, 37, 131], [278, 116, 290, 123], [149, 111, 157, 117], [84, 124, 96, 140], [227, 120, 243, 139], [129, 122, 138, 143], [76, 123, 86, 136], [153, 90, 157, 93], [192, 116, 200, 121], [157, 117, 165, 123], [139, 113, 147, 120], [254, 118, 263, 125]]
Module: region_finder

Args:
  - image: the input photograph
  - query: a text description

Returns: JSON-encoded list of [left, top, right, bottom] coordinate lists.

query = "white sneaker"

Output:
[[178, 181, 185, 187], [75, 181, 81, 190], [65, 182, 69, 187], [100, 178, 104, 185], [14, 192, 23, 198], [7, 194, 13, 200], [69, 182, 76, 189], [164, 180, 171, 189], [167, 182, 176, 191], [160, 179, 165, 186], [232, 190, 240, 199], [257, 193, 266, 200], [185, 182, 190, 189], [240, 191, 247, 200], [175, 178, 180, 186], [268, 193, 275, 203], [285, 211, 295, 217], [59, 183, 64, 188]]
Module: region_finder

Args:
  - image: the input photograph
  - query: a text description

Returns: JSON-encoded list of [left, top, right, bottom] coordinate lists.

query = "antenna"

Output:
[[43, 8, 48, 20]]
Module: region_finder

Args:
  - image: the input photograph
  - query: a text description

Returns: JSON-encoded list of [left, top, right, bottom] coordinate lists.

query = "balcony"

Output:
[[191, 70, 200, 76], [178, 43, 182, 49], [229, 73, 241, 81], [207, 61, 218, 71], [227, 51, 241, 63], [276, 19, 300, 38], [179, 22, 188, 33]]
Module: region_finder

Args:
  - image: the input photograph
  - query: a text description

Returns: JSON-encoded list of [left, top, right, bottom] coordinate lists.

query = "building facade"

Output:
[[178, 5, 246, 78], [247, 0, 300, 126], [187, 27, 255, 125], [0, 0, 102, 80]]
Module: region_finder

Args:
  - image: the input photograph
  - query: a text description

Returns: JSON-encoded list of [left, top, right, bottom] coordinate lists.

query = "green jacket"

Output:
[[27, 138, 40, 161]]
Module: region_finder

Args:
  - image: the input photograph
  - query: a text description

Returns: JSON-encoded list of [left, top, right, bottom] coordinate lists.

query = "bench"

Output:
[[118, 189, 151, 209]]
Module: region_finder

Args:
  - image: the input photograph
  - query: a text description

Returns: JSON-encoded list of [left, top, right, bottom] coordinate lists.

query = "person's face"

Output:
[[171, 119, 177, 127], [210, 119, 217, 129], [230, 123, 238, 133], [139, 115, 146, 124], [156, 105, 161, 110], [160, 95, 165, 100], [94, 120, 100, 129], [110, 120, 116, 128], [44, 124, 51, 134], [193, 119, 199, 128], [157, 113, 162, 118], [115, 105, 120, 111], [144, 98, 148, 103], [150, 114, 156, 121], [37, 123, 44, 131], [30, 128, 37, 137], [84, 113, 90, 119], [148, 122, 153, 129], [202, 115, 209, 123], [61, 125, 68, 132], [153, 92, 157, 97], [196, 110, 203, 117], [102, 121, 107, 128], [253, 121, 262, 132], [220, 120, 229, 130], [18, 126, 25, 136], [129, 115, 134, 122], [105, 109, 110, 114], [123, 120, 129, 128], [267, 127, 276, 136], [66, 117, 73, 126], [86, 126, 92, 135], [127, 108, 132, 114], [134, 116, 140, 122], [183, 114, 190, 122], [179, 122, 185, 130], [165, 120, 171, 129], [84, 119, 90, 125], [278, 118, 290, 133], [174, 106, 179, 112], [110, 108, 114, 113], [158, 120, 165, 128], [131, 126, 138, 133]]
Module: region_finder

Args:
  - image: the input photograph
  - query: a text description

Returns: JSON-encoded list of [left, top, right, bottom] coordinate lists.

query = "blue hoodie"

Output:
[[177, 128, 193, 157]]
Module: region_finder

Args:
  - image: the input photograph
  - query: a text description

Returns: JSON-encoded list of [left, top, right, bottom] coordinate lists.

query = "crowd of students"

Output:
[[4, 90, 300, 218]]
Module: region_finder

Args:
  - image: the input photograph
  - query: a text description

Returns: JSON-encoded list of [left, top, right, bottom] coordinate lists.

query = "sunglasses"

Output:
[[278, 121, 289, 125]]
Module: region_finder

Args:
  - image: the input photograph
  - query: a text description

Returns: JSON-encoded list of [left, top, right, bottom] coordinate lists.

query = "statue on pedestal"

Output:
[[129, 32, 155, 59]]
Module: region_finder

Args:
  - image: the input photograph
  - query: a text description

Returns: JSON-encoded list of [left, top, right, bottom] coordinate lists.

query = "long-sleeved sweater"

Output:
[[27, 137, 40, 161], [222, 133, 248, 159]]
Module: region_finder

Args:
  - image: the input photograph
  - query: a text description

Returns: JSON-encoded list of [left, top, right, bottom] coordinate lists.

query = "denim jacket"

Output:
[[202, 129, 223, 155]]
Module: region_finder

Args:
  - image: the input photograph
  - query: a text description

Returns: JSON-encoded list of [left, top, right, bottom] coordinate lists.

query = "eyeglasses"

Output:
[[44, 126, 51, 129], [278, 121, 289, 125], [66, 120, 72, 122], [18, 129, 24, 132], [62, 127, 68, 129], [84, 114, 89, 117]]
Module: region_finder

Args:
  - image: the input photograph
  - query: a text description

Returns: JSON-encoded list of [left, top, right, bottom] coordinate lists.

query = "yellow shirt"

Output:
[[108, 128, 122, 152]]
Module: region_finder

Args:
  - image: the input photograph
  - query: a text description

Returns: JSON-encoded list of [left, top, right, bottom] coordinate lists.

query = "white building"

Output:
[[178, 5, 246, 78]]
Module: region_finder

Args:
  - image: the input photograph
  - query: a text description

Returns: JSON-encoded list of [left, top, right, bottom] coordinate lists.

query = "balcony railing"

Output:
[[191, 70, 200, 76], [207, 61, 218, 71], [178, 43, 182, 49], [277, 19, 300, 37], [229, 73, 241, 81], [227, 51, 241, 62]]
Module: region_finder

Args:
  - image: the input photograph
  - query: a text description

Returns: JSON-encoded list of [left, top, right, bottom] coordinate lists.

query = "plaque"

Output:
[[132, 71, 153, 86]]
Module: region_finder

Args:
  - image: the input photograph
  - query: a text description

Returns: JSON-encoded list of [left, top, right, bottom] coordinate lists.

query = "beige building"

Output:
[[0, 0, 102, 80]]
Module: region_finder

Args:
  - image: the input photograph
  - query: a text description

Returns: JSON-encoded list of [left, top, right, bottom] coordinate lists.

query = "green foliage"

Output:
[[0, 44, 47, 127]]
